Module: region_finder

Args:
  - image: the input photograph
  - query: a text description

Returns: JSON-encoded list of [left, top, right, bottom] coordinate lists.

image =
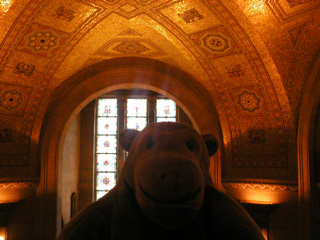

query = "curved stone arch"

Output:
[[37, 57, 223, 239], [297, 50, 320, 240]]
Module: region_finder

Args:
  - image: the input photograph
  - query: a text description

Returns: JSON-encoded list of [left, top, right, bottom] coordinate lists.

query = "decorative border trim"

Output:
[[0, 181, 39, 189], [222, 182, 298, 192]]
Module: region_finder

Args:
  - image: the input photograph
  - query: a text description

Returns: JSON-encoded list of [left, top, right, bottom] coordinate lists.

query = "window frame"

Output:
[[93, 91, 178, 201]]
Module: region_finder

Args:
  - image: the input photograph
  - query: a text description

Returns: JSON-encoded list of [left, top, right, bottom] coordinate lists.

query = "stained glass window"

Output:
[[98, 99, 117, 117], [127, 99, 147, 130], [95, 98, 118, 200], [156, 99, 176, 122], [95, 96, 178, 201]]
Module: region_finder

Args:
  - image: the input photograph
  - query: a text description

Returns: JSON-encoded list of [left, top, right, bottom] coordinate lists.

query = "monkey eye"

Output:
[[186, 139, 196, 152], [146, 139, 155, 150]]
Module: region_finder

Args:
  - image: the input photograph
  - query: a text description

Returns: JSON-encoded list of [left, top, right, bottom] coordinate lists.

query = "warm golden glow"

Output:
[[236, 0, 269, 24], [241, 191, 279, 204], [240, 200, 274, 205], [245, 0, 267, 14], [261, 228, 268, 240], [0, 0, 13, 13], [0, 227, 5, 240]]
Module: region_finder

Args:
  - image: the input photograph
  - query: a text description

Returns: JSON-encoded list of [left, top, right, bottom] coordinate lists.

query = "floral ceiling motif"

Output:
[[16, 23, 69, 58], [0, 90, 23, 110], [0, 0, 319, 181], [237, 91, 261, 113]]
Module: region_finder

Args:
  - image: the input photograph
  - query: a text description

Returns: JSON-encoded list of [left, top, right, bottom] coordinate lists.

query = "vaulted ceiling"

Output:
[[0, 0, 319, 182]]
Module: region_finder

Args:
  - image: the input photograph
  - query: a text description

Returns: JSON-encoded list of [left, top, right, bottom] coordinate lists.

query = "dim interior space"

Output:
[[0, 0, 320, 239]]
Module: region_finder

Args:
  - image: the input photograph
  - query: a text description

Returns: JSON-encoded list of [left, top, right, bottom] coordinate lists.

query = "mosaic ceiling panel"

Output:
[[0, 0, 319, 181]]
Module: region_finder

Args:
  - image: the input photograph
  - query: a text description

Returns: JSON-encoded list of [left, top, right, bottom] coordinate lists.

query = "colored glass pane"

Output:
[[97, 117, 117, 135], [96, 154, 117, 172], [96, 135, 117, 153], [96, 172, 117, 191], [127, 99, 147, 117], [98, 99, 117, 117], [156, 99, 176, 118], [127, 117, 147, 130], [157, 117, 176, 123], [96, 190, 108, 200]]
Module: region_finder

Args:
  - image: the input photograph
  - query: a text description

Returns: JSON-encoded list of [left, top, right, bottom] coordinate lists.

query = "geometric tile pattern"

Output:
[[97, 39, 165, 57], [0, 0, 311, 181], [0, 90, 23, 110], [16, 23, 69, 58], [113, 41, 149, 54], [191, 25, 241, 59], [0, 83, 33, 117], [237, 91, 261, 113], [228, 85, 269, 118]]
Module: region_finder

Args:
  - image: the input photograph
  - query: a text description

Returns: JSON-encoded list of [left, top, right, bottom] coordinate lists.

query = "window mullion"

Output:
[[147, 95, 156, 125], [117, 95, 126, 179]]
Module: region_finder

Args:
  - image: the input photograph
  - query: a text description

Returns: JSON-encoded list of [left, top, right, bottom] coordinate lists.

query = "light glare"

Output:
[[0, 0, 13, 13]]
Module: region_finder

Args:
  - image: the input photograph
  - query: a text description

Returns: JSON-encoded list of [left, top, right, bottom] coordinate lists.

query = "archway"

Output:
[[37, 57, 223, 239], [297, 51, 320, 240]]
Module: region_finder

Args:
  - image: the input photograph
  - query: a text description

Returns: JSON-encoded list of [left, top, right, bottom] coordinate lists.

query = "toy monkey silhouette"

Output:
[[57, 122, 264, 240]]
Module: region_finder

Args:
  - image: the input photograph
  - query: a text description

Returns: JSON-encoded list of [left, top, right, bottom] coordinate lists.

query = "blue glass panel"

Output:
[[96, 136, 117, 153], [96, 172, 117, 191], [127, 117, 147, 130]]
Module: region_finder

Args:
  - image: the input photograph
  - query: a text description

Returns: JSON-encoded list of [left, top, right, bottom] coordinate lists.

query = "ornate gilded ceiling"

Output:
[[0, 0, 319, 182]]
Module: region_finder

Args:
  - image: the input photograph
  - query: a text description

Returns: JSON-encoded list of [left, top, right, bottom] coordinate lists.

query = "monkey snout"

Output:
[[136, 158, 203, 203]]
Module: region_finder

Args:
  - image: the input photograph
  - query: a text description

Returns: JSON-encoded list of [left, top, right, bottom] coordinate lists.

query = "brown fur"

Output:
[[57, 122, 264, 240]]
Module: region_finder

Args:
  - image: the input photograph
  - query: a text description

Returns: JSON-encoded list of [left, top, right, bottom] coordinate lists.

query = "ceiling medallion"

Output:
[[201, 33, 231, 54], [16, 23, 69, 58], [0, 90, 23, 110], [237, 91, 261, 113], [27, 31, 57, 51]]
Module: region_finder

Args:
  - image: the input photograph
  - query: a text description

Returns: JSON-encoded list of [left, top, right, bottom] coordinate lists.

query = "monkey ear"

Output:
[[202, 134, 219, 156], [119, 129, 140, 151]]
